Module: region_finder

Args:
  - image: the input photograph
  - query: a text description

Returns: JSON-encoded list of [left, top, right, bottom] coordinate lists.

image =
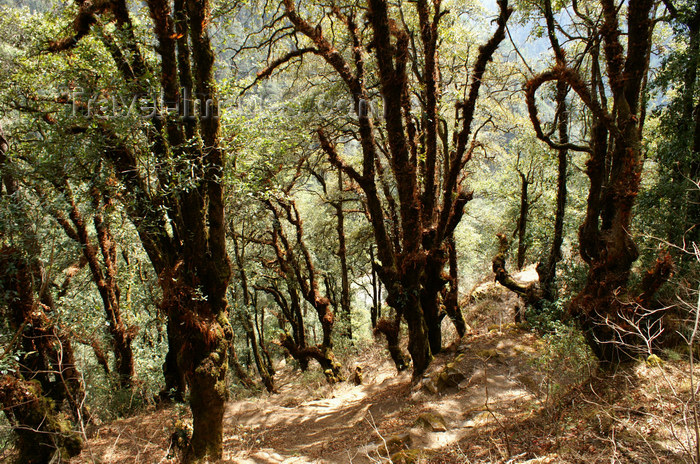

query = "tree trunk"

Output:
[[374, 316, 409, 372], [0, 375, 83, 463], [420, 251, 448, 354], [229, 337, 257, 389], [492, 234, 541, 307], [186, 312, 230, 461], [516, 172, 529, 270], [163, 274, 232, 462], [242, 310, 275, 393], [537, 81, 569, 301], [335, 170, 353, 340], [255, 304, 275, 376], [160, 317, 187, 403], [443, 235, 467, 337], [370, 246, 381, 329], [287, 286, 310, 371], [404, 301, 432, 379], [567, 0, 658, 362]]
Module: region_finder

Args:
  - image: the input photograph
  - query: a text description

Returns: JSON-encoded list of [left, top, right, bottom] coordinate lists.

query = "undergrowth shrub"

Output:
[[532, 323, 597, 403], [524, 298, 568, 333]]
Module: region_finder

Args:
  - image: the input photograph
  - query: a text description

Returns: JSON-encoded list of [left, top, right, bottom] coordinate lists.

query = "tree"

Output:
[[46, 0, 234, 458], [263, 197, 344, 381], [254, 0, 512, 377], [44, 176, 137, 390], [526, 0, 673, 361], [0, 125, 86, 463]]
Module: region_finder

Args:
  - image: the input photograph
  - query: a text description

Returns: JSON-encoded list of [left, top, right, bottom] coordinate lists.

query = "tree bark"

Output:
[[241, 309, 275, 393], [492, 234, 541, 308], [515, 171, 529, 271], [229, 337, 257, 390], [0, 375, 83, 463], [537, 80, 569, 301], [335, 169, 353, 340], [444, 234, 467, 337], [375, 316, 409, 372], [370, 246, 380, 329]]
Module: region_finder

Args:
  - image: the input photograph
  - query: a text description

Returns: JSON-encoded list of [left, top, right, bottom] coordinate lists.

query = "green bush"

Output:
[[524, 298, 568, 333], [532, 323, 597, 402]]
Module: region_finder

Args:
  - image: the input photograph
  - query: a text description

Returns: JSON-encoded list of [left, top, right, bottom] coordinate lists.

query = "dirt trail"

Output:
[[222, 329, 541, 463], [71, 271, 543, 464], [68, 326, 542, 464]]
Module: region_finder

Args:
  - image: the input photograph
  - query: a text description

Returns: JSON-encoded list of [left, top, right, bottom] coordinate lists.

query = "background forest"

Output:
[[0, 0, 698, 462]]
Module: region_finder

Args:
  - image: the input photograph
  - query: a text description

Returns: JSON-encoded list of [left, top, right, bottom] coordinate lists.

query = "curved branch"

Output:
[[241, 47, 319, 95], [48, 0, 112, 52], [525, 65, 620, 153]]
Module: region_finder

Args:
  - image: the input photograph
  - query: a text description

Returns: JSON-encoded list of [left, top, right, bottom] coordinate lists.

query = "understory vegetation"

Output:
[[0, 0, 698, 462]]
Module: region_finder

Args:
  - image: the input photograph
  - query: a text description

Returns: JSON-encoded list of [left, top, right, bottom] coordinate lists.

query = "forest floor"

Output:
[[70, 271, 696, 464]]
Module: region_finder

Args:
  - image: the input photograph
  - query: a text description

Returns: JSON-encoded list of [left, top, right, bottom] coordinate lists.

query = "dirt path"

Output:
[[222, 329, 542, 463], [69, 327, 542, 464]]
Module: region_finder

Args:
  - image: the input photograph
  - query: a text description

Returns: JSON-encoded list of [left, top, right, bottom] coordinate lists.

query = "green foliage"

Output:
[[524, 298, 568, 333], [533, 323, 597, 401]]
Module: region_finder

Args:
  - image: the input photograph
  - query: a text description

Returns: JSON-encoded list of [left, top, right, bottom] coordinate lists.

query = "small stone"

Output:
[[413, 412, 448, 432], [646, 354, 663, 367], [475, 348, 505, 359], [463, 411, 495, 428], [391, 449, 426, 464], [421, 379, 439, 395]]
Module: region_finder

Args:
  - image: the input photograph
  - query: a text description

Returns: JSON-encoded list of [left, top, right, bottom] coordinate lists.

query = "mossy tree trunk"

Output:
[[48, 0, 234, 458], [443, 234, 467, 337], [0, 130, 88, 461], [0, 376, 83, 463], [527, 0, 672, 361]]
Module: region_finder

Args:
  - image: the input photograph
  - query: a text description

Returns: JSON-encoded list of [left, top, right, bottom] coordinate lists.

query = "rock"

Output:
[[391, 449, 427, 464], [413, 412, 448, 432], [420, 379, 439, 395], [434, 364, 466, 392], [646, 354, 663, 367], [352, 366, 364, 385], [487, 322, 518, 333], [512, 343, 535, 354], [463, 411, 496, 428], [474, 348, 506, 360]]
